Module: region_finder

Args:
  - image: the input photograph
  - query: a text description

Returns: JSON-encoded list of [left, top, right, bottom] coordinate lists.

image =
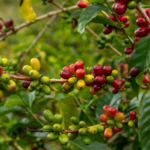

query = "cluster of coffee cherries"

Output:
[[60, 61, 132, 95], [0, 58, 17, 91], [22, 58, 51, 96], [0, 19, 14, 35], [30, 139, 45, 150]]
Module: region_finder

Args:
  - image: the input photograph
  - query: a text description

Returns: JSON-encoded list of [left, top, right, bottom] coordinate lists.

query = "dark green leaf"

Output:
[[130, 78, 140, 97], [77, 4, 109, 34], [132, 135, 140, 150], [90, 0, 104, 4], [70, 11, 82, 19]]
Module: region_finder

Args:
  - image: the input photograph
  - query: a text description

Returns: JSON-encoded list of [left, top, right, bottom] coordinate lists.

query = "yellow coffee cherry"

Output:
[[30, 58, 41, 71], [84, 74, 95, 83], [77, 79, 85, 90]]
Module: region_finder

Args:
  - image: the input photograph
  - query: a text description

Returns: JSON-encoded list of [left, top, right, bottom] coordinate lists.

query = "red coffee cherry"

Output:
[[63, 66, 70, 72], [76, 69, 85, 79], [114, 126, 123, 132], [91, 70, 96, 77], [124, 47, 133, 55], [104, 128, 113, 138], [135, 37, 141, 42], [113, 2, 127, 15], [94, 83, 102, 91], [93, 64, 103, 76], [136, 18, 147, 27], [145, 8, 150, 19], [0, 66, 3, 75], [120, 16, 128, 23], [114, 112, 125, 121], [135, 13, 140, 19], [129, 111, 136, 120], [124, 21, 130, 28], [86, 82, 94, 86], [103, 65, 112, 76], [129, 67, 139, 77], [112, 88, 119, 94], [108, 15, 116, 22], [108, 107, 117, 117], [75, 61, 84, 71], [103, 105, 110, 115], [77, 1, 88, 8], [103, 28, 112, 34], [100, 114, 109, 122], [134, 27, 149, 37], [5, 19, 14, 28], [70, 64, 75, 74], [111, 79, 123, 89], [22, 80, 32, 88], [60, 70, 72, 79], [143, 74, 149, 84], [95, 76, 106, 85], [89, 86, 97, 95]]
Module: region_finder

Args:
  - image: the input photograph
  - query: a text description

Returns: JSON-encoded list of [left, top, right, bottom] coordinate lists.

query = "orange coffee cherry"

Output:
[[100, 114, 109, 122], [104, 127, 113, 139]]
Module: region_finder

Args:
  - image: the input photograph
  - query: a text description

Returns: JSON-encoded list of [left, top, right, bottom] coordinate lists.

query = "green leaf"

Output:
[[138, 91, 150, 150], [89, 0, 104, 4], [77, 4, 109, 34], [130, 77, 140, 97], [91, 16, 119, 28], [141, 4, 150, 8], [59, 95, 79, 129], [19, 91, 30, 106], [0, 106, 24, 115], [70, 11, 82, 19], [71, 139, 110, 150], [4, 94, 24, 107], [132, 135, 140, 150]]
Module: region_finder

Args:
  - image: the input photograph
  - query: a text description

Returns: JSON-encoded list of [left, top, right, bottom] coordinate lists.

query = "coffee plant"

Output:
[[0, 0, 150, 149]]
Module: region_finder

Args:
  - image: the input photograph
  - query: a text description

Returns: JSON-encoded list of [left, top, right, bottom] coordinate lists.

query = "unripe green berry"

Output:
[[128, 120, 134, 128], [58, 134, 69, 145], [30, 80, 39, 88], [61, 142, 71, 150], [85, 67, 93, 74], [71, 117, 79, 125], [1, 58, 8, 67], [82, 135, 91, 145], [78, 128, 87, 136], [69, 125, 79, 130], [103, 84, 109, 91], [124, 82, 131, 88], [41, 76, 50, 85], [107, 120, 115, 126], [43, 125, 53, 131], [43, 110, 54, 123], [106, 76, 114, 84], [88, 126, 97, 135], [28, 86, 34, 92], [68, 133, 78, 140], [79, 121, 86, 128], [53, 124, 62, 133], [127, 1, 137, 9], [112, 70, 118, 78], [47, 132, 58, 141], [105, 43, 110, 48], [54, 114, 63, 124], [22, 65, 32, 76], [68, 77, 77, 84], [95, 125, 104, 133], [0, 74, 10, 83], [115, 122, 123, 129], [42, 85, 51, 95], [29, 70, 40, 80]]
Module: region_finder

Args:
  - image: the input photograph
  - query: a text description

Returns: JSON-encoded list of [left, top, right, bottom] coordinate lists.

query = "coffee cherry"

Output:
[[145, 8, 150, 19], [68, 133, 78, 140], [58, 134, 69, 145], [108, 107, 117, 117], [60, 70, 72, 79], [103, 28, 112, 34], [79, 128, 87, 136], [77, 1, 88, 8], [85, 82, 94, 86], [84, 74, 95, 83], [70, 64, 75, 74], [107, 120, 115, 126], [1, 58, 8, 67], [54, 114, 63, 124], [4, 19, 14, 28], [115, 122, 123, 129], [108, 15, 116, 21], [130, 111, 136, 120], [95, 125, 104, 133], [31, 145, 37, 150], [4, 80, 16, 91], [76, 69, 85, 79], [135, 37, 141, 42], [103, 105, 110, 115], [43, 125, 53, 131], [0, 66, 3, 75], [94, 83, 102, 91], [124, 47, 133, 55], [69, 125, 79, 130], [124, 82, 131, 88], [75, 61, 84, 71], [63, 66, 70, 72], [43, 110, 54, 123], [114, 112, 125, 121], [71, 117, 79, 125], [79, 121, 86, 128], [28, 86, 34, 92], [100, 114, 109, 122], [88, 126, 97, 135], [114, 126, 123, 132], [85, 67, 93, 74], [22, 65, 33, 76], [103, 84, 109, 91], [113, 2, 127, 15], [89, 86, 97, 95], [62, 82, 73, 91], [47, 132, 58, 141], [143, 74, 149, 84], [95, 76, 106, 85], [77, 79, 85, 90], [61, 142, 71, 150], [30, 58, 41, 71], [104, 128, 113, 138], [53, 124, 62, 133], [68, 77, 77, 84], [130, 67, 139, 77], [134, 27, 149, 37], [0, 74, 10, 83], [93, 64, 103, 76], [111, 79, 123, 89], [0, 22, 3, 29], [128, 120, 134, 128], [29, 70, 40, 80], [127, 1, 137, 9], [136, 18, 147, 27], [41, 76, 50, 85], [111, 70, 118, 79], [103, 65, 112, 76], [82, 136, 91, 145], [30, 80, 39, 88], [22, 80, 32, 88], [120, 16, 128, 23], [112, 88, 119, 94], [106, 76, 114, 84]]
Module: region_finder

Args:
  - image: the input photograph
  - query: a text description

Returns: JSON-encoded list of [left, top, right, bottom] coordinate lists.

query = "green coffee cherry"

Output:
[[41, 76, 50, 85], [35, 91, 40, 96], [112, 70, 118, 78], [128, 120, 134, 128], [68, 133, 78, 140], [97, 44, 104, 49], [30, 80, 39, 88], [82, 135, 91, 145], [107, 120, 115, 126], [88, 126, 97, 135], [105, 43, 110, 48], [61, 142, 71, 150], [43, 110, 54, 123], [96, 38, 101, 43], [66, 18, 72, 24], [103, 84, 109, 91], [95, 125, 104, 133], [29, 70, 41, 80], [54, 114, 63, 124], [124, 82, 131, 88], [68, 77, 77, 84], [124, 39, 129, 44], [105, 35, 112, 42], [106, 76, 114, 84], [61, 14, 70, 20], [47, 132, 58, 141], [28, 86, 34, 92], [127, 1, 137, 9], [69, 125, 79, 130], [101, 34, 106, 40], [115, 122, 123, 129], [42, 85, 51, 95], [43, 125, 53, 131], [1, 58, 8, 67], [11, 59, 18, 67], [84, 75, 95, 83], [0, 74, 10, 83], [85, 67, 93, 74], [40, 92, 45, 97], [58, 134, 69, 145], [78, 128, 87, 136], [22, 65, 32, 76], [66, 8, 71, 15], [71, 117, 79, 125], [53, 124, 62, 133], [79, 121, 86, 128]]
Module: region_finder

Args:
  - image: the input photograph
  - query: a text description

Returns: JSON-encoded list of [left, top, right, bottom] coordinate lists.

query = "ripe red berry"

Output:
[[22, 80, 32, 88], [135, 37, 141, 42], [143, 74, 149, 84], [111, 79, 123, 89], [108, 107, 117, 117], [77, 1, 88, 8], [112, 88, 119, 94], [145, 8, 150, 19], [0, 22, 3, 29], [104, 128, 113, 138], [113, 2, 127, 15], [134, 27, 149, 37], [124, 47, 133, 55], [76, 69, 85, 79], [129, 111, 136, 120], [100, 114, 109, 122], [70, 64, 75, 74], [120, 16, 128, 23], [94, 83, 102, 91], [135, 13, 140, 19], [103, 28, 112, 34], [108, 15, 116, 22], [103, 105, 110, 115], [124, 21, 130, 28], [0, 66, 3, 75], [129, 67, 139, 77], [95, 76, 106, 85], [5, 19, 14, 28], [75, 61, 84, 71], [93, 64, 103, 76], [60, 70, 72, 79], [136, 18, 147, 27], [63, 66, 70, 72], [91, 70, 96, 77], [103, 65, 112, 76], [114, 126, 123, 132], [86, 82, 94, 86]]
